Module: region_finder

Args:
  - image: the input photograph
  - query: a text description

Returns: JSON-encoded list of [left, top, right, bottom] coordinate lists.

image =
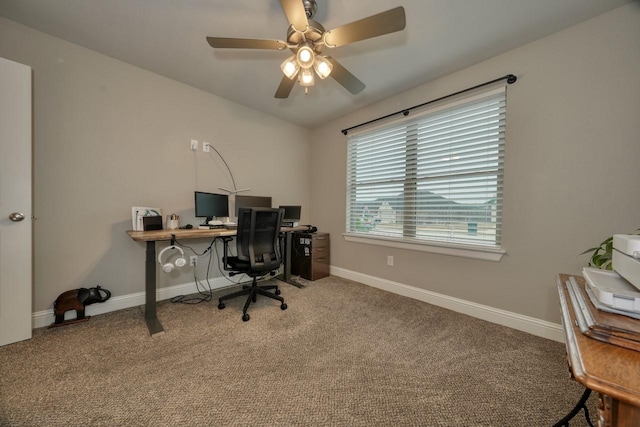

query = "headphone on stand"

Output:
[[158, 245, 187, 273]]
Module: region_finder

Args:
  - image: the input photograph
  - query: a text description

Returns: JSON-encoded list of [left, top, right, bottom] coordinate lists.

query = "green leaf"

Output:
[[580, 228, 640, 270], [580, 247, 599, 255]]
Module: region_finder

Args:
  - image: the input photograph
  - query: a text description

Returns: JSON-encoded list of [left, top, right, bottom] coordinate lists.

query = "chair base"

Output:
[[218, 278, 287, 321]]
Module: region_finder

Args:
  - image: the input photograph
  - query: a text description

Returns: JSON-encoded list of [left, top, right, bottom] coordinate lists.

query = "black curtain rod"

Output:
[[341, 74, 517, 135]]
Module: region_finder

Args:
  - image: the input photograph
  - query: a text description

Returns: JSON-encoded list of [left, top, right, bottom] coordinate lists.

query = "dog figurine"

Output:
[[52, 285, 111, 326]]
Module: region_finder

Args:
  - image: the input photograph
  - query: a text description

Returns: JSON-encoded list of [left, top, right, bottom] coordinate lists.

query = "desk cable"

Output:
[[170, 238, 218, 304], [170, 237, 252, 304]]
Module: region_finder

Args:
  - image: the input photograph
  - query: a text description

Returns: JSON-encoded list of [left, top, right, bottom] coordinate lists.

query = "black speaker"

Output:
[[143, 215, 163, 231]]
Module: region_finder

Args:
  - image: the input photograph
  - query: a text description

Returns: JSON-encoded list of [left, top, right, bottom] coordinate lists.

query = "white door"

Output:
[[0, 57, 32, 346]]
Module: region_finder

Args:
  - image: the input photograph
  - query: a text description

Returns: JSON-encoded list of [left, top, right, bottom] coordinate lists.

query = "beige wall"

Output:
[[0, 17, 311, 312], [310, 4, 640, 324], [1, 4, 638, 325]]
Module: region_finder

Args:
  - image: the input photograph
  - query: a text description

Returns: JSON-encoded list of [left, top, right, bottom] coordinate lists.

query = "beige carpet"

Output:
[[0, 276, 595, 426]]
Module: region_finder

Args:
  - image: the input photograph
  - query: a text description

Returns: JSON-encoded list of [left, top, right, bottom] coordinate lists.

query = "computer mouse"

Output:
[[185, 224, 193, 229]]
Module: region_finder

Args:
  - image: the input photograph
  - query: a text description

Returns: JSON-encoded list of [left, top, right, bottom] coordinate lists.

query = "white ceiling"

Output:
[[0, 0, 630, 128]]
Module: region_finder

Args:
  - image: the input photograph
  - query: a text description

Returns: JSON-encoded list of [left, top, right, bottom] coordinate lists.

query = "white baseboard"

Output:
[[330, 266, 564, 343], [33, 268, 564, 343], [32, 277, 233, 329]]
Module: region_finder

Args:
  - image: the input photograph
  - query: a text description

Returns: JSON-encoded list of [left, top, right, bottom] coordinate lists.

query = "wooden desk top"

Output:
[[558, 274, 640, 407], [127, 227, 234, 242], [127, 225, 308, 242]]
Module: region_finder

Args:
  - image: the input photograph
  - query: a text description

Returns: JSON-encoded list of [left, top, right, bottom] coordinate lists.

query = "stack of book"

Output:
[[566, 234, 640, 351]]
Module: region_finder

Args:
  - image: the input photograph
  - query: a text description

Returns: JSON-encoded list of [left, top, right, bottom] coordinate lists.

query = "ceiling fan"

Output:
[[206, 0, 406, 98]]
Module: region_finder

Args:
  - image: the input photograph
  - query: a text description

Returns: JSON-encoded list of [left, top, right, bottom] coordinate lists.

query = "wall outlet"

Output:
[[202, 141, 211, 152], [387, 255, 394, 266], [190, 255, 197, 266], [190, 139, 198, 151]]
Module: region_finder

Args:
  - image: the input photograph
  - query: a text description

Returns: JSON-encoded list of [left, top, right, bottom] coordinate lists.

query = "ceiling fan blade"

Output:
[[324, 7, 406, 48], [280, 0, 309, 32], [326, 57, 365, 95], [206, 37, 287, 50], [275, 76, 296, 99]]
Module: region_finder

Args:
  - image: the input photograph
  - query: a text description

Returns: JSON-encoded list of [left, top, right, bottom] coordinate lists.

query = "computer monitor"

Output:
[[279, 205, 301, 222], [194, 191, 229, 224], [234, 195, 272, 217]]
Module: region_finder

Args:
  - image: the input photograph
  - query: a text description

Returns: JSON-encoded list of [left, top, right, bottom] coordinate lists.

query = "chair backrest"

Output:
[[236, 207, 284, 273]]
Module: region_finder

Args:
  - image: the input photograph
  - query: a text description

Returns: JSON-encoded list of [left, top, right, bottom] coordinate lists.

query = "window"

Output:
[[346, 87, 507, 260]]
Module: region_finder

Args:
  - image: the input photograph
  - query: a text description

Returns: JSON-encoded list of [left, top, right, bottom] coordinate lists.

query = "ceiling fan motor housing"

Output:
[[303, 0, 317, 19], [286, 19, 326, 55]]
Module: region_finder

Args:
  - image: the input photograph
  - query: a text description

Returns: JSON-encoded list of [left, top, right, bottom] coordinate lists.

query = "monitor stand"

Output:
[[200, 217, 224, 229]]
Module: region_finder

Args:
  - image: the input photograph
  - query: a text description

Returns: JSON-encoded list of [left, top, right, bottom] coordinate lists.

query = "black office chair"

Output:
[[218, 207, 288, 321]]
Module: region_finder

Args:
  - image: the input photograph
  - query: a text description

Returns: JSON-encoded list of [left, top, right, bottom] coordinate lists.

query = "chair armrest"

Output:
[[220, 236, 234, 271], [278, 232, 286, 256]]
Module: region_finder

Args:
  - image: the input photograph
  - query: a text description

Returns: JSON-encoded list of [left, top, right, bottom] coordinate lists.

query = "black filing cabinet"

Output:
[[291, 232, 330, 281]]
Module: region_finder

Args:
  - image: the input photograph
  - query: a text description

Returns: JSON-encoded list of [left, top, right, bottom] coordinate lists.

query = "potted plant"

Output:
[[581, 229, 640, 270]]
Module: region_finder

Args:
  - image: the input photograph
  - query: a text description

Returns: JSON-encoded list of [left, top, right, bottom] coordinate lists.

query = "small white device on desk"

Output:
[[583, 234, 640, 317], [613, 234, 640, 289]]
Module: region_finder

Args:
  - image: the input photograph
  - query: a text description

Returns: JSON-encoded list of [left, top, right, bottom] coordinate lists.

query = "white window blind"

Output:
[[346, 87, 506, 250]]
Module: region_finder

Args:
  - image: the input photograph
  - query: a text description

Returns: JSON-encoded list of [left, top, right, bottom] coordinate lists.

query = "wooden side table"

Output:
[[556, 274, 640, 427]]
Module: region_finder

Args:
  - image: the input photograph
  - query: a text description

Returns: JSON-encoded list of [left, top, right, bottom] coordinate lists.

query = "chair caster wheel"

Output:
[[275, 289, 281, 295], [218, 302, 225, 310], [242, 313, 250, 322], [281, 303, 288, 310]]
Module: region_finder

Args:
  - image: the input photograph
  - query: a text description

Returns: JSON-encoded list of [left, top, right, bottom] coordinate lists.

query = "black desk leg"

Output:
[[552, 387, 594, 427], [144, 241, 165, 336], [284, 231, 292, 282], [282, 231, 303, 288]]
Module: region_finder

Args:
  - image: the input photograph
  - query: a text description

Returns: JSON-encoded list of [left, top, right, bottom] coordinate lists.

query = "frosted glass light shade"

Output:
[[296, 46, 315, 69], [280, 56, 299, 79], [299, 68, 315, 86], [313, 56, 333, 79]]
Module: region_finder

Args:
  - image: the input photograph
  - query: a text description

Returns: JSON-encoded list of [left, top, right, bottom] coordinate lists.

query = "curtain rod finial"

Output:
[[506, 74, 517, 84], [341, 129, 348, 135]]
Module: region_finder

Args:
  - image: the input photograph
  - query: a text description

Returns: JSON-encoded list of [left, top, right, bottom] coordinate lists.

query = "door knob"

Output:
[[9, 212, 25, 222]]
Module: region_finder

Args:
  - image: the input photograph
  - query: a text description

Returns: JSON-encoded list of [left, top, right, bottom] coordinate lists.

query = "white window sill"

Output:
[[343, 233, 505, 262]]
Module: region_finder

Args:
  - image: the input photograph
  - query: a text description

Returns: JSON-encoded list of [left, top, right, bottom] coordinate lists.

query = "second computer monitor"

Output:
[[234, 195, 272, 217], [279, 205, 301, 222]]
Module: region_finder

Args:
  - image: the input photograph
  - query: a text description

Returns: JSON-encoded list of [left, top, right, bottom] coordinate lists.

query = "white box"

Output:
[[583, 267, 640, 314], [613, 234, 640, 290], [131, 206, 162, 231]]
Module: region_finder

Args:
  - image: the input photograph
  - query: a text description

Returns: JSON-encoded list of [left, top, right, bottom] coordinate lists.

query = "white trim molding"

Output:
[[344, 234, 505, 262], [32, 277, 235, 329], [330, 265, 564, 343], [33, 268, 563, 343]]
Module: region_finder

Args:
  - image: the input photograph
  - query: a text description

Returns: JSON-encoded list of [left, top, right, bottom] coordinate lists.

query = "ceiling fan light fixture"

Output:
[[281, 56, 299, 79], [296, 45, 315, 69], [299, 68, 315, 87], [207, 1, 407, 99], [313, 56, 333, 79]]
